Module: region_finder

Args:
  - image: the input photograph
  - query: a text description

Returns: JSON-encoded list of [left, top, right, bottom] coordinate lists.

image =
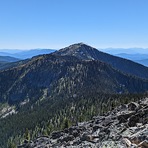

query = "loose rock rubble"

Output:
[[18, 98, 148, 148]]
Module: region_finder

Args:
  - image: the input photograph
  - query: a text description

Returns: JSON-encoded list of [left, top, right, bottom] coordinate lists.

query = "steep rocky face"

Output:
[[1, 54, 148, 104], [54, 43, 148, 79], [19, 98, 148, 148]]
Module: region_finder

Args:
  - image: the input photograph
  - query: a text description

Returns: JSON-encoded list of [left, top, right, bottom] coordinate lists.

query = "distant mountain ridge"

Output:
[[0, 49, 56, 59], [100, 47, 148, 54], [114, 53, 148, 67], [115, 53, 148, 61], [0, 49, 56, 71], [136, 59, 148, 67], [0, 56, 21, 71], [99, 48, 148, 67], [0, 56, 20, 63]]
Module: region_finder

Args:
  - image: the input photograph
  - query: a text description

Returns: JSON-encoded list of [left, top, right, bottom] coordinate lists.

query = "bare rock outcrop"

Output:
[[19, 98, 148, 148]]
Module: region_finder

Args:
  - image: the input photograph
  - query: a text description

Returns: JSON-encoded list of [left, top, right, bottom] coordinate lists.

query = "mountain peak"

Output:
[[68, 42, 89, 47], [53, 43, 148, 79], [63, 42, 94, 51], [53, 43, 99, 60]]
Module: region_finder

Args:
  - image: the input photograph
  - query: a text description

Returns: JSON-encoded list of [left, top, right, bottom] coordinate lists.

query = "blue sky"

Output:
[[0, 0, 148, 49]]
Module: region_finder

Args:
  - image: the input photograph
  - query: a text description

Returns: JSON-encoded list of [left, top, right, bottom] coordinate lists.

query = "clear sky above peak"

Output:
[[0, 0, 148, 49]]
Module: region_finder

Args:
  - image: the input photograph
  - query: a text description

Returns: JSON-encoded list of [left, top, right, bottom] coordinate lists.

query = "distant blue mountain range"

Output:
[[100, 48, 148, 54], [0, 49, 56, 59], [99, 48, 148, 67], [0, 56, 20, 63], [0, 48, 148, 67]]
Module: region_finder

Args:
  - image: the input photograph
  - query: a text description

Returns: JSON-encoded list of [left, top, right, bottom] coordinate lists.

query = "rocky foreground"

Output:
[[19, 98, 148, 148]]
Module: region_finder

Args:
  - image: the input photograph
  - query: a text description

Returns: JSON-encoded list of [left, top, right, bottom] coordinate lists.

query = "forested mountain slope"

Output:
[[0, 54, 148, 104], [0, 43, 148, 147], [54, 43, 148, 79]]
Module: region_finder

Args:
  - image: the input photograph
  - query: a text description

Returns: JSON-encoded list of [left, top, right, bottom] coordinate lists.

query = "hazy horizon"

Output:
[[1, 46, 148, 55], [1, 43, 148, 51]]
